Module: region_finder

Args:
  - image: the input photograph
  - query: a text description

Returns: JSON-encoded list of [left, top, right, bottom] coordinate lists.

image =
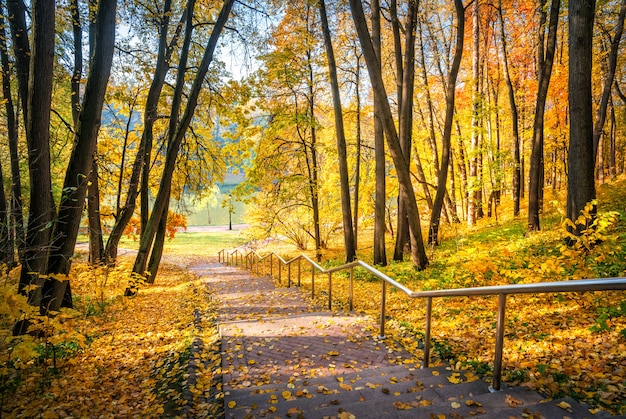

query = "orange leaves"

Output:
[[1, 257, 221, 417]]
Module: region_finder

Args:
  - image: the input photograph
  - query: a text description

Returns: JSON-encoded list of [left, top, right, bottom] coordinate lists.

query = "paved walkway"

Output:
[[197, 263, 421, 416]]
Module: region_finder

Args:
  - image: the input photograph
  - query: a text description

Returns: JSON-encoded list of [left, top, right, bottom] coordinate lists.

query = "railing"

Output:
[[217, 248, 626, 391]]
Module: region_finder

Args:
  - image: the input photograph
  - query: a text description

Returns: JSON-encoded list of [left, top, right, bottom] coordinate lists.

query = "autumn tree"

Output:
[[132, 0, 235, 281], [427, 0, 465, 245], [349, 0, 428, 269], [371, 0, 387, 266], [567, 0, 596, 232], [527, 0, 560, 232], [319, 0, 356, 262], [240, 1, 327, 255]]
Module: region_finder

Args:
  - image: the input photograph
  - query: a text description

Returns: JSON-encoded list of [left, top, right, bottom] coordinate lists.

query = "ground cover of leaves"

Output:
[[253, 179, 626, 415], [1, 256, 222, 418]]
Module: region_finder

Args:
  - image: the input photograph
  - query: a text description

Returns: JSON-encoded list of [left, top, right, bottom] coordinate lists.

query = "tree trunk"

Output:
[[428, 0, 464, 245], [0, 1, 21, 267], [353, 51, 362, 251], [147, 202, 168, 283], [105, 0, 181, 264], [133, 0, 234, 277], [6, 0, 29, 121], [87, 159, 105, 264], [319, 0, 355, 262], [592, 0, 625, 161], [0, 162, 11, 265], [349, 0, 428, 269], [392, 0, 410, 262], [44, 0, 117, 311], [497, 0, 521, 217], [567, 0, 596, 232], [468, 0, 481, 227], [528, 0, 560, 232], [393, 0, 417, 261], [18, 0, 56, 308], [371, 0, 387, 266]]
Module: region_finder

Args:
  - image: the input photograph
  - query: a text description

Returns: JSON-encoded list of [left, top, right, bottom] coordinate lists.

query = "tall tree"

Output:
[[319, 0, 356, 262], [567, 0, 596, 230], [497, 0, 522, 217], [467, 0, 483, 226], [0, 0, 22, 267], [103, 0, 184, 265], [527, 0, 560, 232], [371, 0, 387, 266], [393, 0, 418, 261], [349, 0, 428, 269], [428, 0, 465, 245], [593, 0, 626, 160], [18, 0, 56, 307], [132, 0, 235, 279], [44, 0, 117, 310]]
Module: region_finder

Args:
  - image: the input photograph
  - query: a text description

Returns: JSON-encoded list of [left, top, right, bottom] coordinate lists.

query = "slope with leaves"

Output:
[[254, 177, 626, 415], [0, 253, 222, 417]]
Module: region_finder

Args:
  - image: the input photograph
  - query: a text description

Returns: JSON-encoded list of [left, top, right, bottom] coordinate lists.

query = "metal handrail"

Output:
[[218, 248, 626, 391]]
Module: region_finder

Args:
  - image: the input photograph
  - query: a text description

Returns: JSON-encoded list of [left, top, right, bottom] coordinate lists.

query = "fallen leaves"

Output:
[[1, 257, 222, 418]]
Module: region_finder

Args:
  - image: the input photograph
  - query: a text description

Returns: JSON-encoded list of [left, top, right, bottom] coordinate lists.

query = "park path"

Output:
[[190, 261, 618, 419]]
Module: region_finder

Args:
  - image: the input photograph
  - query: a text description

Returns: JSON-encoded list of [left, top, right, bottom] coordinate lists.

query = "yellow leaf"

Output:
[[227, 401, 236, 408], [447, 373, 462, 384], [556, 401, 572, 410], [451, 401, 461, 409], [432, 370, 440, 376], [281, 390, 292, 400], [328, 351, 339, 356]]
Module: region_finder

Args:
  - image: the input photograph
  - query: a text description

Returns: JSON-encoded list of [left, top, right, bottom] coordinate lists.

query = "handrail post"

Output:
[[328, 272, 332, 310], [379, 280, 386, 339], [278, 260, 282, 284], [423, 297, 432, 368], [288, 263, 291, 288], [270, 254, 273, 278], [297, 258, 301, 286], [492, 293, 507, 391], [349, 266, 354, 311], [311, 266, 315, 299]]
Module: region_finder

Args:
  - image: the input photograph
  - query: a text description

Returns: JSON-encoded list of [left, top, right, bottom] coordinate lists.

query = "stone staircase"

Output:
[[223, 363, 615, 418], [201, 263, 623, 419]]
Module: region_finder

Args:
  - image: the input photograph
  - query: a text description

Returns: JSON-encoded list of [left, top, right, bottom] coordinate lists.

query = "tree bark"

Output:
[[44, 0, 117, 311], [0, 0, 21, 267], [18, 0, 56, 308], [87, 159, 105, 264], [497, 0, 522, 217], [319, 0, 356, 262], [527, 0, 560, 232], [353, 50, 362, 251], [133, 0, 234, 277], [371, 0, 387, 266], [567, 0, 596, 231], [6, 0, 29, 121], [393, 0, 417, 261], [467, 0, 481, 226], [349, 0, 428, 269], [428, 0, 464, 245], [592, 0, 625, 161], [104, 0, 182, 264]]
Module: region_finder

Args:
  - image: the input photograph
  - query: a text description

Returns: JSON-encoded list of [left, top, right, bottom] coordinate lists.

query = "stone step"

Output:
[[211, 265, 620, 419], [224, 362, 613, 418]]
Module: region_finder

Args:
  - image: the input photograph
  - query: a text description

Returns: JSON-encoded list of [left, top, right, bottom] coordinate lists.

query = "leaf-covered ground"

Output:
[[1, 181, 626, 417], [1, 257, 223, 418], [285, 178, 626, 415]]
